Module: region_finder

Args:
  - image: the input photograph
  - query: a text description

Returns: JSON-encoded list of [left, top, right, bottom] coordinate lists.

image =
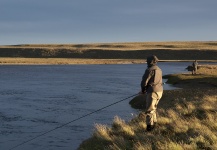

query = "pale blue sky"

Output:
[[1, 0, 217, 45]]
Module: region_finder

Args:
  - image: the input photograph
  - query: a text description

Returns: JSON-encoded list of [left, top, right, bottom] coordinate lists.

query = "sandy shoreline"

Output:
[[0, 58, 144, 65], [0, 58, 217, 65]]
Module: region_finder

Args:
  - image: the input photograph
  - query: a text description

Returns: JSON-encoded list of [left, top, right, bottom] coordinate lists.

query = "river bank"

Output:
[[0, 57, 217, 65], [78, 65, 217, 150]]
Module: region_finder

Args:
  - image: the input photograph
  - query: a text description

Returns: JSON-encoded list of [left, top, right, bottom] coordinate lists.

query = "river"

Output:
[[0, 62, 210, 150]]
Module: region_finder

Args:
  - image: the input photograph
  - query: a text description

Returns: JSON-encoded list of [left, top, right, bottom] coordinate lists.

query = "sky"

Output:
[[0, 0, 217, 45]]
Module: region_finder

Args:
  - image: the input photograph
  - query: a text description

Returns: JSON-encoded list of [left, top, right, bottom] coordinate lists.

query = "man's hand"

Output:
[[139, 90, 146, 94]]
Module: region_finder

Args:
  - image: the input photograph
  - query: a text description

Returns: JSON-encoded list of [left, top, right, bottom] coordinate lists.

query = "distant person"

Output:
[[192, 60, 198, 75], [140, 55, 163, 131]]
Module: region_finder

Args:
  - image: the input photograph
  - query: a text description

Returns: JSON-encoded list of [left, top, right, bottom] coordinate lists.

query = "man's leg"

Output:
[[145, 92, 163, 131], [153, 92, 163, 124]]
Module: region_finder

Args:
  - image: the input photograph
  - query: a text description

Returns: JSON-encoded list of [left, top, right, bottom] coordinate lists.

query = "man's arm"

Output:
[[140, 69, 153, 93]]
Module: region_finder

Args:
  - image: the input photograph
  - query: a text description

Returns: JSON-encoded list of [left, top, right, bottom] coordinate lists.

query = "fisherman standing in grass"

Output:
[[192, 60, 198, 75], [140, 55, 163, 131]]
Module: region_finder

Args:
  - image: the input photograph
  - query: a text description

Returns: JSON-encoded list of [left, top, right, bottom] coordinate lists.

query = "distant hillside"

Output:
[[0, 41, 217, 60]]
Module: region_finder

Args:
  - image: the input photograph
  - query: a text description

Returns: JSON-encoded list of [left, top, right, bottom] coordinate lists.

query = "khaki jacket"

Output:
[[141, 65, 163, 93]]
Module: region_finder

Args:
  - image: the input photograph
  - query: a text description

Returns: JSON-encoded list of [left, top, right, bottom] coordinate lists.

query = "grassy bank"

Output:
[[1, 58, 216, 65], [0, 41, 217, 64], [0, 58, 145, 65], [78, 65, 217, 150]]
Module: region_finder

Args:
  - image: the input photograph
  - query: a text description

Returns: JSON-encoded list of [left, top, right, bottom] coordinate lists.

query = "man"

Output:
[[192, 60, 198, 75], [140, 55, 163, 131]]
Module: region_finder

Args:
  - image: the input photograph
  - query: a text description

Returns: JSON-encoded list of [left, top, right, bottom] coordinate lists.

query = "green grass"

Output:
[[78, 65, 217, 150]]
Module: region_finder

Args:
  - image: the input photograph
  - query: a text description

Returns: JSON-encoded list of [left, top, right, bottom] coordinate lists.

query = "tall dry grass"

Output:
[[79, 89, 217, 150]]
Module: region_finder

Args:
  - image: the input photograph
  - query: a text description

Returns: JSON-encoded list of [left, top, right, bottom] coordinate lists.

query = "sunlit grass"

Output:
[[1, 41, 217, 50], [93, 124, 112, 141], [0, 58, 144, 65], [164, 65, 217, 87], [79, 91, 217, 150]]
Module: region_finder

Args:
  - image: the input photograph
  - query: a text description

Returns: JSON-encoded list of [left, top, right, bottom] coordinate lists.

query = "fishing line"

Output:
[[9, 93, 138, 150]]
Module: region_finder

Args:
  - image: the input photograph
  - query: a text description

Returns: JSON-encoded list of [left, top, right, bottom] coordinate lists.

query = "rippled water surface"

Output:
[[0, 62, 205, 150]]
